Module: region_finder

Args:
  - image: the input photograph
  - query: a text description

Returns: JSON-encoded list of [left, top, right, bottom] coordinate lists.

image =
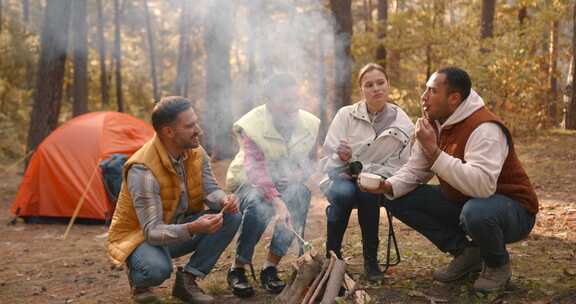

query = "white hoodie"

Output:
[[386, 89, 509, 199]]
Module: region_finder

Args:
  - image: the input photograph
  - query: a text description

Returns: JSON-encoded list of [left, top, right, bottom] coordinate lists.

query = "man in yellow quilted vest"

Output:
[[107, 97, 241, 304], [225, 73, 320, 298]]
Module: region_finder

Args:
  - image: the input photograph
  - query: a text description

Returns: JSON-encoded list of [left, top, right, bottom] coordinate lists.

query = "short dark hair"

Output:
[[151, 96, 193, 132], [437, 67, 472, 102], [264, 73, 299, 100]]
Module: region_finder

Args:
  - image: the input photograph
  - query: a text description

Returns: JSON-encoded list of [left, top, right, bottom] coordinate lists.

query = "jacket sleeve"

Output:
[[320, 108, 348, 174], [359, 127, 412, 178], [385, 141, 435, 199]]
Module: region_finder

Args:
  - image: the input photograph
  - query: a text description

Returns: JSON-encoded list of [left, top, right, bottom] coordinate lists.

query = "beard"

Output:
[[177, 136, 199, 149]]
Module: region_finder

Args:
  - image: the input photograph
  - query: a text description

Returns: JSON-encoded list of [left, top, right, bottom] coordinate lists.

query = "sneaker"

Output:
[[227, 268, 255, 298], [172, 267, 214, 304], [260, 266, 285, 294], [473, 263, 511, 292], [433, 246, 483, 283], [132, 287, 160, 304]]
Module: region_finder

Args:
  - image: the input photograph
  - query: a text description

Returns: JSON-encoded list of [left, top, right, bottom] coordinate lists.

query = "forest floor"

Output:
[[0, 129, 575, 304]]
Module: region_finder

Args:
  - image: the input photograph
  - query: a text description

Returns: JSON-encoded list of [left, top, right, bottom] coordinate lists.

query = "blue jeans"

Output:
[[387, 185, 536, 267], [234, 183, 311, 264], [325, 179, 381, 260], [126, 211, 241, 288]]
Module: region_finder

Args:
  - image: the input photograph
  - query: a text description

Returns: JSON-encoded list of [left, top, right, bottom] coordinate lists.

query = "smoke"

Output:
[[195, 0, 347, 161], [199, 0, 338, 119]]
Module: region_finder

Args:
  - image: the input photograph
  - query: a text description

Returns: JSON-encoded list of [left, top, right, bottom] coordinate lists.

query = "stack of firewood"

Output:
[[276, 251, 372, 304]]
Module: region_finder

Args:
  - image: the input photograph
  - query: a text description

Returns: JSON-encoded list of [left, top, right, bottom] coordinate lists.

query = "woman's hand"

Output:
[[336, 139, 352, 162]]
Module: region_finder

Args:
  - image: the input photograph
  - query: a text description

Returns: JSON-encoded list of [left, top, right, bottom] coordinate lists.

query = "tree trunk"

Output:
[[330, 0, 353, 116], [113, 0, 124, 112], [21, 0, 34, 89], [143, 0, 159, 102], [318, 31, 327, 144], [72, 0, 88, 117], [173, 0, 191, 98], [0, 0, 3, 34], [203, 0, 233, 159], [243, 0, 263, 115], [23, 0, 29, 23], [363, 0, 372, 32], [548, 20, 559, 125], [567, 2, 576, 130], [96, 0, 109, 106], [518, 6, 527, 25], [480, 0, 496, 53], [26, 0, 72, 162], [375, 0, 387, 68]]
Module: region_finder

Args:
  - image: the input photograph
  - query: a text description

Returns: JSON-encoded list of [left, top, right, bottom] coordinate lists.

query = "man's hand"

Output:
[[336, 139, 352, 162], [359, 178, 394, 196], [415, 118, 441, 163], [187, 213, 223, 235], [221, 194, 240, 214], [272, 198, 292, 229]]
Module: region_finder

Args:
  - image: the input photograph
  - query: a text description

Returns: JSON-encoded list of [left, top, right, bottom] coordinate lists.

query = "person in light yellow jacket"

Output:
[[225, 73, 320, 298], [107, 97, 241, 304]]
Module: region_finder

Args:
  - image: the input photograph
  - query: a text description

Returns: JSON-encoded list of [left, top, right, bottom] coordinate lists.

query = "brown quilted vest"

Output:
[[437, 107, 539, 214]]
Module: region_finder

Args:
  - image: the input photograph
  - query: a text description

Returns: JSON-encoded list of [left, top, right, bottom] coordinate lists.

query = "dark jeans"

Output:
[[234, 183, 311, 264], [126, 211, 241, 288], [387, 185, 536, 267], [325, 179, 381, 261]]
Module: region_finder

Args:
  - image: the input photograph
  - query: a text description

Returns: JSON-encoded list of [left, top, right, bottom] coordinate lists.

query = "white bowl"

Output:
[[358, 173, 382, 190]]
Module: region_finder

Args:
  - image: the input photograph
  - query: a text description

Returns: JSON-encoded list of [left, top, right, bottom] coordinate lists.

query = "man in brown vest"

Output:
[[363, 67, 538, 292], [107, 97, 241, 304]]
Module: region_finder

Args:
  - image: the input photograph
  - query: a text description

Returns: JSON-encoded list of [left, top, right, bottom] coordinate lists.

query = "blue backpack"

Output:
[[100, 154, 129, 209]]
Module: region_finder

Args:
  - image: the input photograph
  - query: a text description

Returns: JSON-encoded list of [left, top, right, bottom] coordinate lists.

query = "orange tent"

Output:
[[11, 112, 154, 222]]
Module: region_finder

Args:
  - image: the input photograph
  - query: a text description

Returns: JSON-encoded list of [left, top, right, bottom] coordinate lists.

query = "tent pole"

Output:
[[62, 159, 101, 240]]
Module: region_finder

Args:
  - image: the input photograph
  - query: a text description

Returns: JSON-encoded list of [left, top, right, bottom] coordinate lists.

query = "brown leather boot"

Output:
[[473, 263, 511, 292], [433, 246, 483, 283], [172, 267, 214, 304], [132, 287, 160, 304]]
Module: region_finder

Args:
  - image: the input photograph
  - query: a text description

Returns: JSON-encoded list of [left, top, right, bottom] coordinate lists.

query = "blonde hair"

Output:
[[357, 63, 388, 87]]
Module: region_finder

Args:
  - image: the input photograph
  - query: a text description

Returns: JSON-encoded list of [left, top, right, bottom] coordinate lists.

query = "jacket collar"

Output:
[[350, 101, 373, 123], [262, 104, 313, 145]]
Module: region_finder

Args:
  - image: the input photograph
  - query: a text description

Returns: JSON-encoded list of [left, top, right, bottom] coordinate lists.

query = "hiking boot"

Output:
[[364, 259, 386, 282], [362, 238, 385, 282], [227, 268, 255, 298], [473, 263, 511, 292], [132, 287, 160, 304], [260, 266, 285, 294], [433, 246, 483, 283], [172, 267, 214, 304]]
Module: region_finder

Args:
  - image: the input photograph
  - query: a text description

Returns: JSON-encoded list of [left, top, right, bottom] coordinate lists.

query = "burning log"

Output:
[[276, 251, 372, 304]]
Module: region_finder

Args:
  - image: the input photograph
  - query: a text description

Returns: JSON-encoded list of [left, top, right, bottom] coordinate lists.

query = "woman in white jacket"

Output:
[[320, 63, 414, 281]]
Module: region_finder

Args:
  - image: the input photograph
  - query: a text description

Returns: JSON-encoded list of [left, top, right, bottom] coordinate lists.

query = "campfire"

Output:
[[276, 251, 372, 304]]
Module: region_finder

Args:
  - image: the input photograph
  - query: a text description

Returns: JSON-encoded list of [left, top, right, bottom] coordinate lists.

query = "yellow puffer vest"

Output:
[[107, 135, 204, 265], [226, 104, 320, 192]]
